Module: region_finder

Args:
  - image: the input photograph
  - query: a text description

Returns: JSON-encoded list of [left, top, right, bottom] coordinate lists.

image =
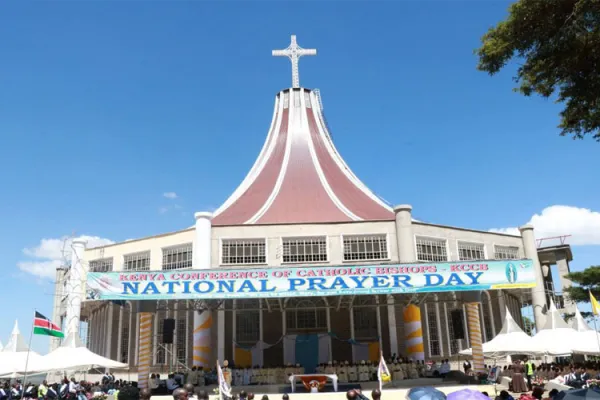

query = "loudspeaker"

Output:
[[450, 310, 465, 339], [162, 318, 175, 344]]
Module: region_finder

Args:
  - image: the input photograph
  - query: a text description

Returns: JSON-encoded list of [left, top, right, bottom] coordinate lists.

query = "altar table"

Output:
[[288, 374, 339, 393]]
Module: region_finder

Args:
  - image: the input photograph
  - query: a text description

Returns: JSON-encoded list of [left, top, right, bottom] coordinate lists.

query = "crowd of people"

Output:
[[495, 360, 600, 392]]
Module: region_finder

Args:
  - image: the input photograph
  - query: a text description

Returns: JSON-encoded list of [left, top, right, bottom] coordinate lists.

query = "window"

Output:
[[426, 304, 441, 357], [458, 242, 485, 261], [416, 237, 447, 262], [121, 314, 130, 363], [494, 245, 519, 260], [282, 237, 327, 263], [89, 258, 113, 272], [124, 251, 150, 271], [286, 298, 327, 331], [236, 300, 260, 345], [353, 297, 378, 340], [221, 239, 266, 265], [446, 306, 464, 355], [343, 235, 388, 261], [176, 318, 186, 365], [162, 244, 193, 270]]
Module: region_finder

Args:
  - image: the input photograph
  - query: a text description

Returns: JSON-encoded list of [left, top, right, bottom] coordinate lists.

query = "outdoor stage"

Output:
[[150, 381, 504, 400]]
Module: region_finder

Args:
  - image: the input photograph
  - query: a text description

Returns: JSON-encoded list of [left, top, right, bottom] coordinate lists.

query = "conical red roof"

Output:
[[212, 88, 394, 226]]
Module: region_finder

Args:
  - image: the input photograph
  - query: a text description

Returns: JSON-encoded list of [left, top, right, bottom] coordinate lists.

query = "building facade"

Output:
[[50, 36, 566, 375]]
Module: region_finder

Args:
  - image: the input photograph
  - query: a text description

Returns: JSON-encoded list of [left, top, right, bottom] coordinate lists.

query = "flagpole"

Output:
[[22, 310, 36, 388]]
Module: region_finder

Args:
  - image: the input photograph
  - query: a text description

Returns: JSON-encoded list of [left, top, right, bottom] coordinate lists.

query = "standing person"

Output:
[[463, 359, 472, 374], [525, 359, 535, 390], [511, 361, 528, 393], [37, 382, 48, 400]]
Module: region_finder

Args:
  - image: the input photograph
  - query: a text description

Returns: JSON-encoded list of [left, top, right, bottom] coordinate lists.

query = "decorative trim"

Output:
[[309, 91, 393, 212], [214, 93, 283, 217]]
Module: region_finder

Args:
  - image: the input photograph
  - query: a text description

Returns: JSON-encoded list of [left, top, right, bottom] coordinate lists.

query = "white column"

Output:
[[386, 295, 398, 355], [394, 205, 416, 262], [520, 225, 546, 331], [259, 300, 264, 366], [218, 303, 225, 363], [326, 302, 332, 361], [434, 297, 443, 357], [185, 306, 190, 367], [375, 297, 383, 352], [66, 239, 87, 336], [232, 300, 237, 364], [106, 303, 114, 359], [117, 305, 123, 361], [173, 302, 179, 366], [349, 307, 355, 362], [134, 312, 140, 365], [462, 304, 470, 349], [193, 212, 213, 269]]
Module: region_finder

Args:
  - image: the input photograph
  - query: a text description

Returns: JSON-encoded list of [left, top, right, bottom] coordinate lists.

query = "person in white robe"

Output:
[[337, 362, 348, 383], [348, 362, 358, 382], [359, 361, 369, 382], [325, 362, 335, 375], [392, 360, 404, 381]]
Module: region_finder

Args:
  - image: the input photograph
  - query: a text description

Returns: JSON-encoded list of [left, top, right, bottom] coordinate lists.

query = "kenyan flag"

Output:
[[33, 311, 64, 338]]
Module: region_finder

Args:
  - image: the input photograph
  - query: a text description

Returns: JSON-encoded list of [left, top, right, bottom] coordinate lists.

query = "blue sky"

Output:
[[1, 1, 598, 353]]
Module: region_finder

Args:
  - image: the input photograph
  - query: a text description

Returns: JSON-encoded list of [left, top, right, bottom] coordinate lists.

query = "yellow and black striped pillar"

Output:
[[465, 302, 485, 373], [137, 312, 153, 389]]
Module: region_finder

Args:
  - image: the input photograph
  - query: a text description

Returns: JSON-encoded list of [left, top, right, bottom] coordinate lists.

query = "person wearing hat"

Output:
[[359, 361, 369, 382], [348, 361, 358, 382], [392, 360, 404, 382], [337, 361, 348, 384], [325, 361, 335, 375], [223, 361, 233, 387]]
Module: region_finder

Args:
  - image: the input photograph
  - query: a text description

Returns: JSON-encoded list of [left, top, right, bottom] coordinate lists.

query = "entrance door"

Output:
[[295, 334, 319, 373]]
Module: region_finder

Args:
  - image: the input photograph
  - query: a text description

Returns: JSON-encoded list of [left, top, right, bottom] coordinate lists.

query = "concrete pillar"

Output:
[[393, 205, 416, 262], [403, 304, 424, 360], [192, 309, 213, 367], [556, 255, 576, 313], [466, 303, 484, 373], [519, 225, 546, 331], [106, 303, 114, 360], [218, 304, 225, 363], [387, 296, 398, 356], [137, 312, 153, 389], [193, 212, 213, 270], [66, 239, 87, 336]]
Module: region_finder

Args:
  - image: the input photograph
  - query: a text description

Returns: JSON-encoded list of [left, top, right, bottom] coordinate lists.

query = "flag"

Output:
[[377, 352, 391, 391], [33, 312, 64, 338], [216, 362, 231, 400], [591, 291, 600, 316]]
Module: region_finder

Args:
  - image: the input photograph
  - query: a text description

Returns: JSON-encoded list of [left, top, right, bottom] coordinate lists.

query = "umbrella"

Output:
[[555, 388, 600, 400], [447, 389, 489, 400], [407, 387, 446, 400]]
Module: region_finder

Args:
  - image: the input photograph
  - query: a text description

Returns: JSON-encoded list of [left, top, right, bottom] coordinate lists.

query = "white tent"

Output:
[[570, 308, 600, 355], [460, 307, 540, 357], [0, 321, 47, 377], [39, 332, 128, 372], [530, 299, 578, 356]]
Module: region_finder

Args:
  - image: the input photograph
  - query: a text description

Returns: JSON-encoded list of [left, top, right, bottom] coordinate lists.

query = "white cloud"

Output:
[[490, 205, 600, 246], [163, 192, 178, 199], [18, 235, 114, 279]]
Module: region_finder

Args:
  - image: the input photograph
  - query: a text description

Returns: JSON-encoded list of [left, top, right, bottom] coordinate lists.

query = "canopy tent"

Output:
[[530, 299, 578, 356], [39, 332, 128, 372], [570, 308, 600, 355], [0, 321, 46, 377], [460, 307, 540, 357]]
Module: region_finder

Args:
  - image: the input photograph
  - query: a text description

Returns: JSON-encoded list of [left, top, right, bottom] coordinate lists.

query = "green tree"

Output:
[[564, 265, 600, 318], [476, 0, 600, 141]]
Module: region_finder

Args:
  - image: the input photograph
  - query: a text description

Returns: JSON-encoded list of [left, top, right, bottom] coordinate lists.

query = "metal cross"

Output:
[[272, 35, 317, 88]]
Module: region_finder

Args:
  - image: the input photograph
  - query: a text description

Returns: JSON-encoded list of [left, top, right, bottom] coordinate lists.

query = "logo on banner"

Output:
[[505, 263, 517, 283]]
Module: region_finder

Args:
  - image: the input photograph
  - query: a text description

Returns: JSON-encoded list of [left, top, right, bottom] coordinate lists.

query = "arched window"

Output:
[[352, 296, 378, 340], [236, 299, 260, 345], [286, 298, 328, 332]]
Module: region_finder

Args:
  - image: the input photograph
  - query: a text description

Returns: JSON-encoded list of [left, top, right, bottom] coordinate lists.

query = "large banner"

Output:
[[85, 260, 534, 301]]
